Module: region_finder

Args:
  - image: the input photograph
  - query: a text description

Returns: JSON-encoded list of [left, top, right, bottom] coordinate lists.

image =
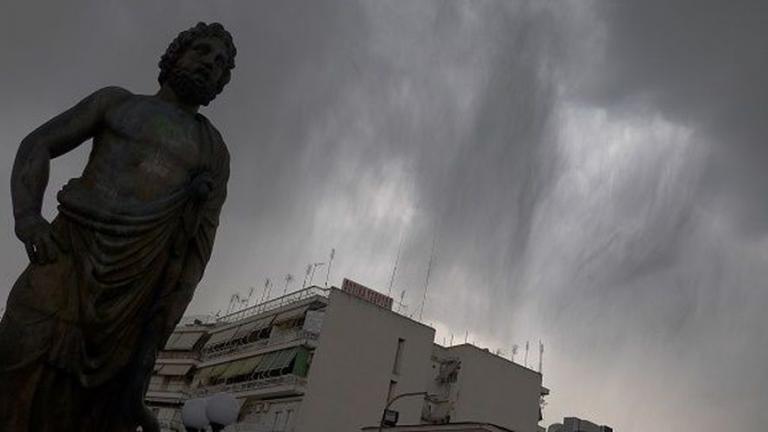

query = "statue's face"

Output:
[[167, 36, 231, 106], [176, 37, 230, 90]]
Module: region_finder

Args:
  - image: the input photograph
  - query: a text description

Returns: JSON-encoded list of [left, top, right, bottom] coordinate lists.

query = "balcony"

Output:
[[193, 374, 308, 398], [216, 286, 328, 324], [202, 330, 319, 361], [157, 350, 201, 361]]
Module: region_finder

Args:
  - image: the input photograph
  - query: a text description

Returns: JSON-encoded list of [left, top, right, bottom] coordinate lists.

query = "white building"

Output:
[[547, 417, 613, 432], [146, 279, 546, 432]]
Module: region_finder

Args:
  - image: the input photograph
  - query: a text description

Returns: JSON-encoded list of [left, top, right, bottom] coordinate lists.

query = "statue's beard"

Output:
[[165, 67, 219, 107]]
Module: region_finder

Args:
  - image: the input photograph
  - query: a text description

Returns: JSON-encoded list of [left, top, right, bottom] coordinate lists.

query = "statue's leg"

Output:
[[0, 358, 44, 431]]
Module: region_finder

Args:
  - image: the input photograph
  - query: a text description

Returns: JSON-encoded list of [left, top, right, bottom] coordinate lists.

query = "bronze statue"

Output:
[[0, 22, 235, 432]]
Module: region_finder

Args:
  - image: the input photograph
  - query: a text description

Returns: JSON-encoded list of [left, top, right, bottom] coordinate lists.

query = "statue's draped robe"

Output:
[[0, 115, 229, 431]]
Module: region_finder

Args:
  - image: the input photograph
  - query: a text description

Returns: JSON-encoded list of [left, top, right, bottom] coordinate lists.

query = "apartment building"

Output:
[[547, 417, 613, 432], [146, 279, 545, 432]]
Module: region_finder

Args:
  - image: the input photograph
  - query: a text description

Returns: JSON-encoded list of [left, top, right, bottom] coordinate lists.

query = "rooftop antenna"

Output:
[[259, 278, 271, 304], [418, 233, 438, 321], [308, 262, 325, 286], [465, 330, 469, 344], [387, 231, 405, 298], [245, 286, 255, 308], [325, 248, 335, 288], [302, 264, 312, 288], [524, 341, 530, 368], [283, 274, 294, 296], [511, 344, 519, 363], [539, 340, 544, 374], [226, 293, 242, 314], [396, 290, 407, 314], [450, 333, 454, 346]]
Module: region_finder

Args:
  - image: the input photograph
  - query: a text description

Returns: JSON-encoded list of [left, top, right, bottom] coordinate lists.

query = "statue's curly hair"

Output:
[[158, 22, 237, 94]]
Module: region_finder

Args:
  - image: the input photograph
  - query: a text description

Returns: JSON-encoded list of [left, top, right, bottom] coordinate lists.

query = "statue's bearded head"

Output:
[[158, 22, 237, 107]]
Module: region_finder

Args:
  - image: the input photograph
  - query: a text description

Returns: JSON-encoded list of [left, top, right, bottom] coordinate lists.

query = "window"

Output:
[[392, 338, 405, 374], [272, 411, 282, 430]]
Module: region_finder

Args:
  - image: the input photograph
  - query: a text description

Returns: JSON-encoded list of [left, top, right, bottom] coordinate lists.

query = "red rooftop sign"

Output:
[[341, 278, 393, 310]]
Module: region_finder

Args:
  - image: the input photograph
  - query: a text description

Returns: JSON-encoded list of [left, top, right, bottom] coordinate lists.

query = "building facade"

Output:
[[547, 417, 613, 432], [146, 280, 545, 432]]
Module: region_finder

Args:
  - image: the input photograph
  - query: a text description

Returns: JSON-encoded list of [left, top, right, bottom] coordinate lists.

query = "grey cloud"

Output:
[[1, 1, 766, 431]]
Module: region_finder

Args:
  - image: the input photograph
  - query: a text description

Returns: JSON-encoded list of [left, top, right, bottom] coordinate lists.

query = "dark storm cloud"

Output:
[[591, 0, 768, 234], [525, 2, 768, 430], [1, 1, 766, 431]]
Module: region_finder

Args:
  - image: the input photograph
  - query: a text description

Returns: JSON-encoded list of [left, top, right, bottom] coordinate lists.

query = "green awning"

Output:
[[232, 316, 274, 340], [204, 326, 239, 348], [165, 332, 205, 350], [221, 356, 263, 379], [274, 307, 309, 324]]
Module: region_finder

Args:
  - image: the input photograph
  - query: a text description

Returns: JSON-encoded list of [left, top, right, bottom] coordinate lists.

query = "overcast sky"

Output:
[[1, 1, 767, 430]]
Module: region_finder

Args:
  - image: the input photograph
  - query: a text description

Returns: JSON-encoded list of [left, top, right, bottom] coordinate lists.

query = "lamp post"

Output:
[[378, 392, 435, 432], [182, 393, 239, 432]]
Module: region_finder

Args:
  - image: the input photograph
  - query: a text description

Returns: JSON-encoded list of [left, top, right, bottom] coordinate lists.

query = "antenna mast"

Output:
[[308, 262, 325, 287], [539, 340, 544, 374], [396, 290, 407, 314], [418, 233, 438, 321], [325, 248, 335, 287], [524, 341, 530, 368], [302, 264, 312, 288], [512, 344, 519, 363], [259, 278, 271, 304], [387, 232, 405, 297], [283, 274, 294, 296]]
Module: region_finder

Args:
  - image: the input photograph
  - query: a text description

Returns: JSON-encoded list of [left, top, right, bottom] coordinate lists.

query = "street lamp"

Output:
[[378, 392, 436, 432], [182, 393, 239, 432]]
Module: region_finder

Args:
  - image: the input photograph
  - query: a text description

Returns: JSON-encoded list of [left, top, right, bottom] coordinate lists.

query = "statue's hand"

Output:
[[14, 214, 66, 264], [190, 172, 214, 201]]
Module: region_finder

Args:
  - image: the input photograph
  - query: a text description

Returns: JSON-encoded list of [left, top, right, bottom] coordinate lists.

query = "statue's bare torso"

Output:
[[81, 94, 204, 203]]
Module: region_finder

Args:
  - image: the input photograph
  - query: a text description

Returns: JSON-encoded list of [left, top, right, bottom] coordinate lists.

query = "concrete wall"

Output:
[[446, 345, 542, 432], [294, 289, 436, 432]]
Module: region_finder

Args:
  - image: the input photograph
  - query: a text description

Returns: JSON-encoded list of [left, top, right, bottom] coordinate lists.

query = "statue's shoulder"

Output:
[[91, 86, 134, 106], [195, 114, 229, 149], [195, 113, 231, 170], [82, 86, 136, 119]]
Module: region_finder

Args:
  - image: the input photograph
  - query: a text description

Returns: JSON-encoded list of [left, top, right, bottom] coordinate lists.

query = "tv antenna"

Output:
[[418, 233, 438, 321], [538, 340, 544, 374], [245, 286, 255, 308], [259, 278, 272, 304], [325, 248, 335, 287], [308, 262, 325, 286], [226, 293, 242, 315], [302, 264, 312, 288], [387, 231, 405, 297], [511, 344, 519, 363], [396, 290, 407, 314], [283, 274, 294, 296], [524, 341, 530, 368]]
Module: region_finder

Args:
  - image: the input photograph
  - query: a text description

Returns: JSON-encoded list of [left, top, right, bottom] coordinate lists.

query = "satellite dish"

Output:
[[206, 392, 240, 426], [182, 398, 210, 429]]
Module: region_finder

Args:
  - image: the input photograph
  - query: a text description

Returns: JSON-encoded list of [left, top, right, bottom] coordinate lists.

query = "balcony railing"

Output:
[[193, 374, 307, 397], [216, 286, 329, 324], [157, 418, 185, 432], [157, 350, 201, 361], [202, 330, 319, 361]]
